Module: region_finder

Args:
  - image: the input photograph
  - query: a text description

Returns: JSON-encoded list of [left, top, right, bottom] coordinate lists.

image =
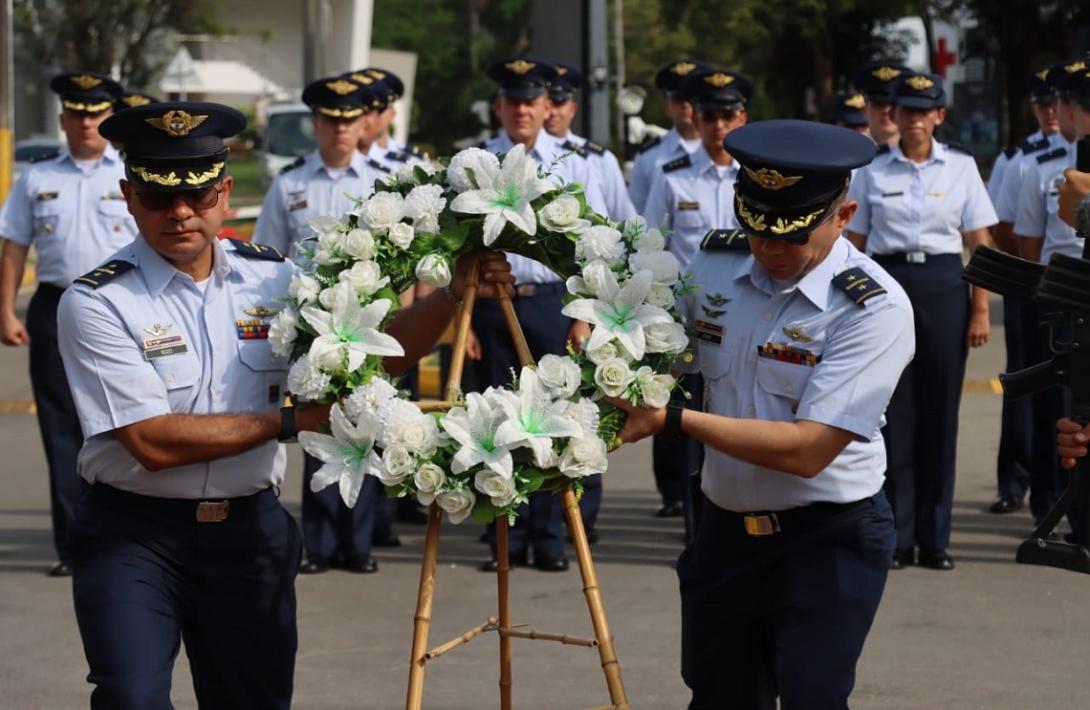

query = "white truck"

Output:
[[257, 102, 315, 188]]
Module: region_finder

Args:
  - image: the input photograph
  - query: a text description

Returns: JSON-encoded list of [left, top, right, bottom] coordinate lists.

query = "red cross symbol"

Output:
[[933, 37, 956, 77]]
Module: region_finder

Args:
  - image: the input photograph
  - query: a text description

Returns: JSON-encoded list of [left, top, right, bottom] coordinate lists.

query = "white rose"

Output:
[[447, 148, 501, 192], [357, 191, 405, 230], [287, 354, 331, 402], [382, 400, 443, 456], [388, 222, 416, 250], [634, 366, 674, 408], [338, 260, 390, 297], [536, 354, 582, 399], [289, 273, 321, 305], [413, 463, 446, 505], [575, 225, 626, 265], [317, 286, 340, 310], [538, 194, 589, 233], [437, 488, 476, 524], [415, 254, 452, 287], [267, 307, 299, 356], [634, 228, 666, 253], [558, 435, 609, 478], [404, 184, 447, 234], [343, 228, 375, 260], [644, 321, 689, 355], [587, 341, 621, 365], [594, 358, 636, 397], [581, 259, 615, 299], [318, 228, 346, 253], [646, 282, 676, 309], [474, 470, 519, 508], [565, 398, 601, 435], [628, 250, 680, 285], [378, 446, 415, 486]]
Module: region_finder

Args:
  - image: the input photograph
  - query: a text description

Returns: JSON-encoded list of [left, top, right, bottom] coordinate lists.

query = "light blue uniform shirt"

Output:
[[485, 129, 609, 284], [986, 130, 1043, 205], [680, 238, 915, 511], [367, 137, 427, 174], [252, 150, 382, 258], [0, 145, 137, 286], [627, 127, 700, 212], [57, 236, 295, 499], [1014, 140, 1083, 263], [554, 131, 636, 221], [994, 131, 1065, 224], [847, 139, 997, 255], [642, 147, 740, 268]]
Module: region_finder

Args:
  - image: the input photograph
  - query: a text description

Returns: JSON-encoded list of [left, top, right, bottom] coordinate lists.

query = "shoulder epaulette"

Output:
[[476, 140, 489, 150], [946, 142, 973, 157], [701, 229, 749, 252], [636, 135, 661, 154], [29, 151, 60, 164], [1002, 146, 1018, 159], [1020, 136, 1049, 155], [833, 267, 887, 306], [408, 144, 428, 159], [662, 155, 691, 173], [385, 150, 410, 163], [368, 158, 391, 173], [229, 239, 285, 261], [73, 260, 136, 288], [1037, 146, 1068, 164], [561, 140, 589, 158], [583, 141, 607, 156], [280, 156, 306, 175], [875, 143, 891, 155]]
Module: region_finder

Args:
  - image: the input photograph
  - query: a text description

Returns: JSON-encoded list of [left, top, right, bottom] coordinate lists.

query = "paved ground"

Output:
[[2, 296, 1090, 709]]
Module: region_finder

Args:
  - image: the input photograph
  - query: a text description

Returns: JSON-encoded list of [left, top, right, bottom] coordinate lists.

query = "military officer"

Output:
[[0, 70, 132, 577], [641, 67, 751, 531], [114, 91, 159, 112], [830, 91, 870, 135], [627, 59, 711, 212], [253, 76, 388, 574], [609, 119, 912, 709], [850, 62, 911, 145], [846, 72, 997, 571], [342, 67, 428, 173], [987, 67, 1059, 207], [545, 61, 636, 221]]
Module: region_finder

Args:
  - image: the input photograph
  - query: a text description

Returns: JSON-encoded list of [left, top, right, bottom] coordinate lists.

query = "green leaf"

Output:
[[470, 499, 502, 525]]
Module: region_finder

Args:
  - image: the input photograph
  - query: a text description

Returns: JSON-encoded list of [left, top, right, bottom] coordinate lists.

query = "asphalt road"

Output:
[[1, 301, 1089, 709]]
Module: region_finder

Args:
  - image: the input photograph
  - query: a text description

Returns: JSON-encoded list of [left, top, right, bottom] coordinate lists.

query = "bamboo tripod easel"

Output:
[[406, 258, 630, 710]]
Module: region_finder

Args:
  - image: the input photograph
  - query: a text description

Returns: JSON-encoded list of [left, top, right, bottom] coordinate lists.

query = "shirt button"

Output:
[[785, 384, 794, 394], [165, 373, 174, 383], [762, 312, 772, 321], [747, 404, 756, 415]]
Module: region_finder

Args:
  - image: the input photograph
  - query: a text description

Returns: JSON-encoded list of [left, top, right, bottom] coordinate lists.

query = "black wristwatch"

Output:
[[664, 403, 687, 439], [278, 405, 298, 443]]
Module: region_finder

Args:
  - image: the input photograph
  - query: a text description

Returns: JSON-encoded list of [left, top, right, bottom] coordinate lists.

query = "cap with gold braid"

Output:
[[850, 62, 911, 105], [892, 71, 946, 110], [681, 67, 753, 110], [114, 91, 160, 113], [49, 71, 124, 115], [655, 59, 712, 98], [486, 57, 559, 99], [831, 92, 868, 127], [302, 76, 381, 117], [98, 101, 245, 192], [724, 120, 876, 242]]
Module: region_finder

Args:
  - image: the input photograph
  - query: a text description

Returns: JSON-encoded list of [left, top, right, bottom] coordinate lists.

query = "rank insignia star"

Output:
[[706, 293, 730, 307], [144, 323, 173, 338], [782, 325, 813, 344], [244, 306, 279, 319]]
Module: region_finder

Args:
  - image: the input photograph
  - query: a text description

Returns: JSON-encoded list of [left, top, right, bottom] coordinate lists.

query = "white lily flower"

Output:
[[300, 283, 404, 373], [449, 144, 555, 246], [561, 268, 674, 360], [299, 404, 383, 507], [440, 390, 518, 478], [494, 368, 585, 468]]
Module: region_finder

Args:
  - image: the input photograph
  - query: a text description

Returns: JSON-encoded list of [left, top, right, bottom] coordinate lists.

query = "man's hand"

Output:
[[465, 327, 482, 361], [604, 396, 666, 445], [451, 251, 515, 301], [295, 402, 333, 433], [1056, 417, 1090, 470], [1058, 168, 1090, 230], [966, 310, 989, 349], [567, 320, 591, 352], [0, 313, 29, 346]]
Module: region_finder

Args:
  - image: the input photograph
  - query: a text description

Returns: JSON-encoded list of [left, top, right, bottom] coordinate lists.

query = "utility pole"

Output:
[[1, 0, 14, 202]]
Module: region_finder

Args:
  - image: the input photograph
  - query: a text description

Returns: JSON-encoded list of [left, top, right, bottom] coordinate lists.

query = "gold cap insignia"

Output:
[[326, 79, 358, 96], [671, 62, 697, 76], [704, 72, 735, 88], [506, 60, 536, 75], [62, 100, 112, 113], [744, 166, 804, 191], [317, 107, 365, 119], [906, 75, 935, 91], [349, 73, 374, 85], [122, 95, 152, 107], [368, 69, 387, 80], [70, 74, 103, 90], [184, 162, 224, 186], [145, 110, 209, 138], [131, 166, 181, 187], [872, 66, 901, 82], [844, 93, 866, 109], [557, 66, 568, 76], [1036, 69, 1050, 81], [1065, 61, 1087, 74]]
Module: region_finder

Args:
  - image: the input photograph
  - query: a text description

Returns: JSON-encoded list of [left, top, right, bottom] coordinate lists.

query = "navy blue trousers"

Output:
[[654, 372, 705, 542], [70, 485, 301, 710], [678, 493, 894, 710], [27, 283, 87, 564], [472, 284, 570, 559], [876, 255, 967, 551], [301, 453, 379, 562], [996, 296, 1032, 500]]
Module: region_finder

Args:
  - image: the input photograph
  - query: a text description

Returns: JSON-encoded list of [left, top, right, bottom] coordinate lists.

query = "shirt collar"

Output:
[[692, 148, 737, 179], [734, 237, 850, 311], [309, 151, 366, 179], [890, 138, 945, 166], [135, 234, 231, 298], [61, 143, 122, 167]]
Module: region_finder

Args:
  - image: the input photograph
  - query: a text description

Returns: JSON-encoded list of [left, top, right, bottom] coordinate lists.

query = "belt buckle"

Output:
[[516, 284, 537, 298], [906, 252, 927, 264], [196, 500, 229, 523], [744, 513, 780, 537]]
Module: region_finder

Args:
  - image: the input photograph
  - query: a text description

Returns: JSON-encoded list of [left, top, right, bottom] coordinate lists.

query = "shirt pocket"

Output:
[[236, 340, 290, 411], [97, 200, 136, 239], [698, 336, 737, 412], [149, 350, 201, 391], [674, 207, 708, 233], [755, 357, 812, 421], [32, 200, 61, 238]]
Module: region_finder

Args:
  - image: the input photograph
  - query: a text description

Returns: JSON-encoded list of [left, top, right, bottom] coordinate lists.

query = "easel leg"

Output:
[[496, 516, 513, 710], [406, 504, 443, 710], [563, 486, 629, 707]]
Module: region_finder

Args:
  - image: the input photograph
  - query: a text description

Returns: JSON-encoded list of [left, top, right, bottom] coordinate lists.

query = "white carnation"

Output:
[[388, 222, 416, 250], [594, 358, 636, 397], [437, 488, 476, 524], [287, 353, 332, 402], [415, 253, 453, 287], [628, 250, 680, 285], [404, 184, 447, 235], [536, 354, 582, 399], [343, 228, 375, 260], [308, 215, 343, 235], [575, 225, 626, 265], [338, 260, 390, 297], [267, 307, 299, 356], [413, 463, 446, 505], [634, 366, 674, 408], [381, 400, 443, 456], [357, 191, 405, 230], [558, 435, 609, 478], [474, 470, 519, 508], [646, 282, 676, 309], [538, 194, 589, 233], [565, 398, 601, 435], [378, 446, 415, 485], [634, 228, 666, 252], [644, 321, 689, 355], [343, 377, 399, 420], [587, 341, 621, 365], [447, 148, 500, 192]]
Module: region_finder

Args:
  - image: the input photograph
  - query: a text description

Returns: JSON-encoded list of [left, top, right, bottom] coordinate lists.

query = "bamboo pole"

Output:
[[445, 255, 481, 402], [563, 487, 629, 706], [424, 618, 498, 660], [496, 289, 535, 368], [498, 628, 599, 648], [496, 516, 513, 710], [417, 400, 455, 413], [406, 504, 444, 710]]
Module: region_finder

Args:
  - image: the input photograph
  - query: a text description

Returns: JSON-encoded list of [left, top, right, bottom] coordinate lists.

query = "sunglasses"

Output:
[[132, 185, 224, 212], [699, 108, 742, 123]]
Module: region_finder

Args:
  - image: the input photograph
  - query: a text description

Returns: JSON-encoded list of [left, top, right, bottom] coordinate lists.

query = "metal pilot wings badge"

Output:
[[145, 110, 209, 138]]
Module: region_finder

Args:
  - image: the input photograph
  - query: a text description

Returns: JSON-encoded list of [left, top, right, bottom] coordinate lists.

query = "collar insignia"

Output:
[[704, 72, 735, 88], [70, 74, 103, 90], [782, 325, 813, 344], [145, 110, 209, 138], [506, 60, 535, 75], [744, 166, 803, 191], [326, 79, 358, 96], [906, 75, 935, 91], [671, 62, 697, 76], [844, 94, 866, 109], [872, 66, 901, 82]]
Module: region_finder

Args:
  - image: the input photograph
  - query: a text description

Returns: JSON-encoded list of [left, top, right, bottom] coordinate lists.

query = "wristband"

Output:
[[441, 285, 464, 307], [278, 405, 298, 443], [664, 403, 687, 439]]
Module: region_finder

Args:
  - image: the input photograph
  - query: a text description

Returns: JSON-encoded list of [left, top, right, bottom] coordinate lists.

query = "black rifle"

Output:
[[962, 136, 1090, 574]]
